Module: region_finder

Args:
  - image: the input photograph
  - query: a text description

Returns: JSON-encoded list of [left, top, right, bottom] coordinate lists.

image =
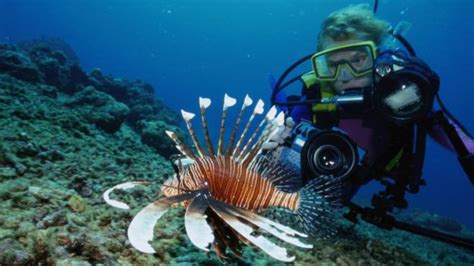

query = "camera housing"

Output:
[[283, 121, 359, 185]]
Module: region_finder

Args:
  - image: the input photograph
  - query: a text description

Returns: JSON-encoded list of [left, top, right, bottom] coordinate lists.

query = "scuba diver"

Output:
[[268, 3, 474, 250]]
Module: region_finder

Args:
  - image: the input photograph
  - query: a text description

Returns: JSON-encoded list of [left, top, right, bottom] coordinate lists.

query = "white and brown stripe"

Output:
[[163, 155, 300, 211]]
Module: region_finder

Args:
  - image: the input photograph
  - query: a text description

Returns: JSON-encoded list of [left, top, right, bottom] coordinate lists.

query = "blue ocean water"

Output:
[[1, 0, 472, 230]]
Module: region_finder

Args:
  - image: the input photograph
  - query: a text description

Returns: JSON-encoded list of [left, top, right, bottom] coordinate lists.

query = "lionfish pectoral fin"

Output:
[[206, 207, 244, 259], [127, 192, 197, 253], [103, 181, 150, 210], [297, 175, 344, 239], [209, 199, 295, 262], [185, 193, 214, 251], [215, 200, 312, 249], [256, 154, 303, 193]]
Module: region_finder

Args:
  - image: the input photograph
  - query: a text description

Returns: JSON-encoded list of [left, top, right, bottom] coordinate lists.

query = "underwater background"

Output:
[[0, 0, 473, 264]]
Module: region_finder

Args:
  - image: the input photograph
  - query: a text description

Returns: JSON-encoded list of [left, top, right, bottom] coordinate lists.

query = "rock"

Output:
[[68, 213, 88, 226], [56, 258, 92, 266], [25, 44, 83, 93], [91, 101, 129, 133], [29, 186, 59, 202], [0, 239, 32, 265], [37, 84, 58, 98], [36, 210, 68, 229], [89, 68, 103, 80], [16, 222, 36, 238], [65, 86, 109, 107], [28, 186, 41, 194], [37, 149, 66, 162], [70, 64, 88, 86], [16, 142, 40, 157], [138, 120, 183, 157], [27, 229, 50, 262], [128, 103, 154, 122], [17, 37, 81, 65], [0, 229, 15, 240], [68, 195, 87, 213], [0, 45, 41, 83], [67, 175, 92, 197], [15, 163, 27, 175], [65, 86, 129, 133], [3, 152, 19, 168], [0, 167, 17, 180], [37, 57, 61, 86], [57, 115, 91, 136]]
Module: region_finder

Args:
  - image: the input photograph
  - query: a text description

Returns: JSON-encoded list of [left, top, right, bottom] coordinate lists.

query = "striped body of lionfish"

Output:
[[103, 94, 342, 262]]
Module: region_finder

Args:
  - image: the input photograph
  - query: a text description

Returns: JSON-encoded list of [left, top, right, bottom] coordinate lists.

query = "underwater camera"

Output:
[[373, 52, 439, 125], [280, 121, 359, 185]]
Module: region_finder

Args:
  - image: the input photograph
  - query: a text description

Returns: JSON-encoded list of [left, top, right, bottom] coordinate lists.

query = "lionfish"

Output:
[[103, 94, 341, 262]]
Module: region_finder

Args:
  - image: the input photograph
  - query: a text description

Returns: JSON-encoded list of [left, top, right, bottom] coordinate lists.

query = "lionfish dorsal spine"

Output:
[[181, 110, 205, 158], [199, 97, 215, 156], [235, 102, 272, 161], [241, 108, 282, 166], [225, 94, 253, 157], [217, 94, 236, 156], [232, 99, 265, 159], [165, 130, 197, 160]]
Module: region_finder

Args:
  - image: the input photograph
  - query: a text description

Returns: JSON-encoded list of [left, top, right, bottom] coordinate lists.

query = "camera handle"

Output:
[[344, 201, 474, 251]]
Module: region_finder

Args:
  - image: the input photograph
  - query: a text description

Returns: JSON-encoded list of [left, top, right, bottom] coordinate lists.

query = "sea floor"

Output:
[[0, 40, 473, 265]]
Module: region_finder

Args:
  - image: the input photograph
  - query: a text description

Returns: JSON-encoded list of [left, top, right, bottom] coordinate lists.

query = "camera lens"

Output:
[[301, 130, 358, 181], [313, 145, 343, 173]]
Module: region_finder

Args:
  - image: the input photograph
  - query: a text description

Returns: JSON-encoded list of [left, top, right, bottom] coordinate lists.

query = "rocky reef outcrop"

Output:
[[0, 39, 184, 157]]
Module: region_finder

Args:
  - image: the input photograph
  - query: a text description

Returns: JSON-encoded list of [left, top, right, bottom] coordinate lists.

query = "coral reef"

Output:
[[0, 39, 473, 265], [0, 39, 184, 156], [17, 37, 81, 65], [64, 85, 130, 133]]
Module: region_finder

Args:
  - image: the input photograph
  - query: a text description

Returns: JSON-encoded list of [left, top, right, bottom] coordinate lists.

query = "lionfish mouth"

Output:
[[103, 94, 342, 262]]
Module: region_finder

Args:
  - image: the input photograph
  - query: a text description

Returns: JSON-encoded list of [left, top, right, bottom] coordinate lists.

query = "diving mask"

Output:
[[311, 41, 377, 81]]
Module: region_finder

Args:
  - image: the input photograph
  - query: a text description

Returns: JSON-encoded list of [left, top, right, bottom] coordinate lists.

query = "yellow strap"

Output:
[[301, 71, 337, 123], [312, 83, 336, 113], [301, 71, 318, 88]]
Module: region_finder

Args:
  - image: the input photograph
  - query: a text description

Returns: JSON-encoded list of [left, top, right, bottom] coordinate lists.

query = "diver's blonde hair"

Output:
[[317, 4, 390, 50]]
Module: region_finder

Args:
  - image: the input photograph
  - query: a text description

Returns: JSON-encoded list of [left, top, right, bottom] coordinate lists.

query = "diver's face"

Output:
[[323, 39, 374, 94]]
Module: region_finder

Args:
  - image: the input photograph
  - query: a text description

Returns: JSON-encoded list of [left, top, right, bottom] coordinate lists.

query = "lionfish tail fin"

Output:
[[296, 176, 343, 239]]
